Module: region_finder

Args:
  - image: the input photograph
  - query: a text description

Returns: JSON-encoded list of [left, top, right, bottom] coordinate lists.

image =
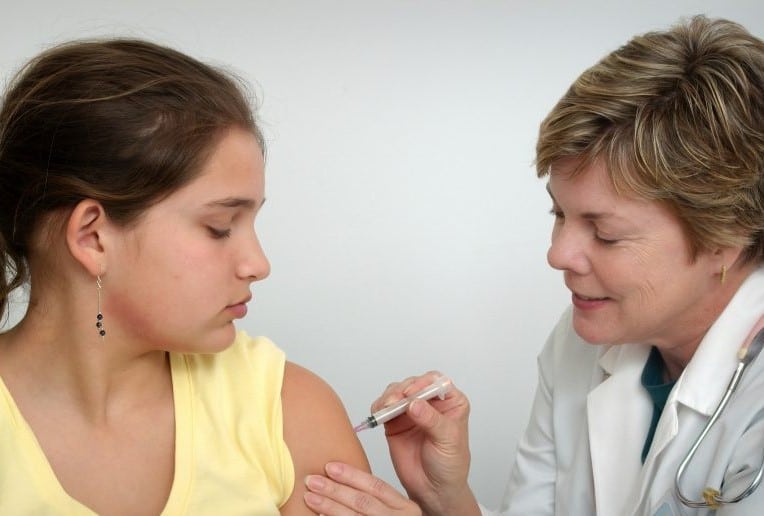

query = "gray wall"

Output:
[[2, 0, 762, 508]]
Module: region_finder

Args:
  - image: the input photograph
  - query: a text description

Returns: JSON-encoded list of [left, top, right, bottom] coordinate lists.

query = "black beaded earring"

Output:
[[96, 276, 106, 338]]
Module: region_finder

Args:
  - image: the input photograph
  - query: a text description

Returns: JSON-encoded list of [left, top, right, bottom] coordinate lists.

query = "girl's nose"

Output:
[[238, 234, 271, 281]]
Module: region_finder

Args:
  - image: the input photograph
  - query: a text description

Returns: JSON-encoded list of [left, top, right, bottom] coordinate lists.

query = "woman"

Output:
[[303, 15, 764, 516], [0, 39, 368, 514]]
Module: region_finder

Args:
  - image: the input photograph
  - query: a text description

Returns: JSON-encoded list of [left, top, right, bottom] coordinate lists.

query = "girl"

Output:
[[0, 38, 368, 515]]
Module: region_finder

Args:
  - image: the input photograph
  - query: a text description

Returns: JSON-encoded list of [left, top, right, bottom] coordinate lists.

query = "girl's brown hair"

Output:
[[0, 38, 263, 317]]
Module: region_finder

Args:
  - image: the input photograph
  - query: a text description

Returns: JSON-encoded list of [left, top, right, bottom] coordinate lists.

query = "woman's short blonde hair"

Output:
[[536, 15, 764, 263]]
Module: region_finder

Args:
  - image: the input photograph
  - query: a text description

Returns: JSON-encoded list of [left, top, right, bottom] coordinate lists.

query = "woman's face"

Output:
[[546, 159, 721, 351], [104, 127, 270, 352]]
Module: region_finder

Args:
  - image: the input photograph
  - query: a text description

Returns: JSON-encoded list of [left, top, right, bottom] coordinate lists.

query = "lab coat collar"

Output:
[[595, 266, 764, 416], [588, 266, 764, 515], [639, 266, 764, 511], [674, 266, 764, 416]]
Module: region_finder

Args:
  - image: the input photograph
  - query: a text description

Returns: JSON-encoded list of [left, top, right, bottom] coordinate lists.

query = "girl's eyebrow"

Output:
[[204, 197, 266, 209]]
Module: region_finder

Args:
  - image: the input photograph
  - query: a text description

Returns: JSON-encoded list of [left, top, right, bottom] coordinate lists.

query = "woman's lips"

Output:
[[571, 292, 610, 310]]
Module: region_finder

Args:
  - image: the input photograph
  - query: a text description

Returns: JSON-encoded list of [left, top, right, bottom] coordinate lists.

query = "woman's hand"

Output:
[[304, 372, 480, 516], [304, 462, 422, 515], [376, 372, 478, 515]]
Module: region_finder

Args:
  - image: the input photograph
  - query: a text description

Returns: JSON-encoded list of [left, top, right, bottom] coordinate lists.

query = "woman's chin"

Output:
[[573, 319, 614, 345]]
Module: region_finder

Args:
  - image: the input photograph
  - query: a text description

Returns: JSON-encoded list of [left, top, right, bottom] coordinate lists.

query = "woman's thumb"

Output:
[[408, 399, 445, 436]]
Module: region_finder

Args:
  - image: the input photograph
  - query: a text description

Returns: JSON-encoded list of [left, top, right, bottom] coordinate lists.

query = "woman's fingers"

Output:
[[325, 462, 410, 507], [372, 371, 446, 412], [304, 463, 421, 515]]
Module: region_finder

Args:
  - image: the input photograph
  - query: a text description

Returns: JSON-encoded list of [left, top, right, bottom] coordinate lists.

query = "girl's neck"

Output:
[[0, 310, 171, 426]]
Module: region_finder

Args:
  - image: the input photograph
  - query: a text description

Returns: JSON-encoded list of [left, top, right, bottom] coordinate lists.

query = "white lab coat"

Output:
[[483, 266, 764, 516]]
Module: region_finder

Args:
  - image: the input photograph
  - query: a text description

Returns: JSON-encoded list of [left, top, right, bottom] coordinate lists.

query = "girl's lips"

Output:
[[226, 302, 248, 319]]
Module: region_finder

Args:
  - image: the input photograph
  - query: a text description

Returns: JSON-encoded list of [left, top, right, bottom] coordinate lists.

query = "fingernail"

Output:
[[402, 385, 419, 397], [304, 492, 323, 505], [410, 399, 424, 416], [382, 395, 398, 407], [305, 475, 325, 490], [325, 462, 343, 476]]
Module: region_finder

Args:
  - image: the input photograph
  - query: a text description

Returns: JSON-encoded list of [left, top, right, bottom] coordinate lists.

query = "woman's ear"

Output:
[[715, 245, 745, 270], [709, 244, 748, 285], [65, 199, 109, 276]]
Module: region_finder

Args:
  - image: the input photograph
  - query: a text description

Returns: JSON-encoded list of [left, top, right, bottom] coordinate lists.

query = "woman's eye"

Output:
[[549, 208, 564, 219], [595, 234, 619, 245], [207, 227, 232, 239]]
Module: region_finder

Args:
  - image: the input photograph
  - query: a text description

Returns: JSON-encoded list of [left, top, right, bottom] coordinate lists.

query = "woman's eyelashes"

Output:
[[595, 234, 619, 245], [549, 206, 620, 245]]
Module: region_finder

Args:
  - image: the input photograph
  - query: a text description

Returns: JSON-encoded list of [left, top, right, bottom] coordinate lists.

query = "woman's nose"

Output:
[[547, 224, 589, 275]]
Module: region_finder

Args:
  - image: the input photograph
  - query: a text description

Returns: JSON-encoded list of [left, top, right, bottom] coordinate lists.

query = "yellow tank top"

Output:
[[0, 332, 295, 514]]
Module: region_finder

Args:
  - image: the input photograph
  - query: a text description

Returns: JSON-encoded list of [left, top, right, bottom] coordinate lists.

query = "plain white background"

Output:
[[2, 0, 763, 509]]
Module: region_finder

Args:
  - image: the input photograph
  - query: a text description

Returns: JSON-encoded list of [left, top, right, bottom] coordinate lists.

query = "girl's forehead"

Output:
[[156, 130, 265, 206]]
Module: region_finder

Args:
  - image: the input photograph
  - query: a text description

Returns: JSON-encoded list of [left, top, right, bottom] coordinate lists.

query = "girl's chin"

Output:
[[208, 325, 237, 351], [175, 325, 237, 354]]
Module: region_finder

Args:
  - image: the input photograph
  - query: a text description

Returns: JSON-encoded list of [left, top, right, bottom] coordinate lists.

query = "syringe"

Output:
[[353, 375, 452, 432]]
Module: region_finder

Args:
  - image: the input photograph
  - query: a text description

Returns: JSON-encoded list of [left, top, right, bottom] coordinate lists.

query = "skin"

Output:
[[303, 373, 478, 516], [282, 361, 371, 514], [547, 158, 752, 379], [304, 158, 758, 513], [0, 127, 368, 515]]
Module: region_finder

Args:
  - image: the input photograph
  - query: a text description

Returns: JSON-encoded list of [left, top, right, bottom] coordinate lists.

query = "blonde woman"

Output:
[[305, 15, 764, 516]]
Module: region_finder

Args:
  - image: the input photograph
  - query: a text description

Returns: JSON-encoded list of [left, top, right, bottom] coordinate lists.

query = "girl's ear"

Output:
[[65, 199, 109, 276]]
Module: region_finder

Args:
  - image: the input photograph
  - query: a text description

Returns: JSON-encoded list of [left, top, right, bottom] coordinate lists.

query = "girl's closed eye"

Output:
[[207, 226, 231, 239]]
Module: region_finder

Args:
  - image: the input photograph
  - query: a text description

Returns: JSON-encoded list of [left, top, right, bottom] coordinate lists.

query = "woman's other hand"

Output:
[[304, 463, 422, 515]]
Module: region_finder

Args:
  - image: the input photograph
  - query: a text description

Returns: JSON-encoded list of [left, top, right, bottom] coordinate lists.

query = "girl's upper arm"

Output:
[[279, 361, 370, 515]]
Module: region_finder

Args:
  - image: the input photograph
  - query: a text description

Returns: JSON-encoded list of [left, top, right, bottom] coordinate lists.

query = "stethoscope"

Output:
[[675, 324, 764, 509]]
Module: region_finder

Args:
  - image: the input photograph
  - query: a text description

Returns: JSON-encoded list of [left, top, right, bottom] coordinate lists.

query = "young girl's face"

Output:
[[104, 127, 269, 352]]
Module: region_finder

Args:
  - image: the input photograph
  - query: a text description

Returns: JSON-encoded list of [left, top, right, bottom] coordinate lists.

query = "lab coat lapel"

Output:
[[637, 270, 764, 510], [646, 268, 764, 460], [587, 344, 652, 516], [636, 394, 680, 513]]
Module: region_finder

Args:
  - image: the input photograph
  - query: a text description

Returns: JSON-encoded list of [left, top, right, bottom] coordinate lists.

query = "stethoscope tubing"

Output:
[[675, 327, 764, 508]]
